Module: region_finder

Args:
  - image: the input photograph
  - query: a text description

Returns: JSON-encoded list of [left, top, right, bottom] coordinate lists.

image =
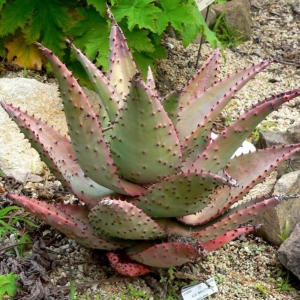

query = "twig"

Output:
[[0, 241, 33, 253], [273, 58, 300, 67]]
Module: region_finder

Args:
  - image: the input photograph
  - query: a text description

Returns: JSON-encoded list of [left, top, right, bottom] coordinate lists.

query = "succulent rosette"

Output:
[[1, 21, 300, 277]]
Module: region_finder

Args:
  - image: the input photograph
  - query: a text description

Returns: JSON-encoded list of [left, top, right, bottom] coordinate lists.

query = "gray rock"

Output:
[[277, 222, 300, 280], [254, 170, 300, 245], [256, 130, 290, 148], [286, 123, 300, 143], [0, 78, 100, 182], [256, 125, 300, 175], [212, 0, 252, 41]]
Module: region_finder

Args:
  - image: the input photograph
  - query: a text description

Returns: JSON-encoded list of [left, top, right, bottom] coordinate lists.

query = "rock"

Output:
[[0, 78, 100, 182], [277, 222, 300, 280], [212, 0, 252, 41], [253, 170, 300, 245], [256, 130, 290, 148], [256, 124, 300, 176], [285, 123, 300, 143], [0, 78, 67, 181]]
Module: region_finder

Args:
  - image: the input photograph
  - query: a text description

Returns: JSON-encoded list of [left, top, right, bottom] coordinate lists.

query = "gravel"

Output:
[[1, 0, 300, 299]]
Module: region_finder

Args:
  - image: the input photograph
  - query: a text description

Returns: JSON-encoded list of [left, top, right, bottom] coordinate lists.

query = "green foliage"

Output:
[[250, 120, 278, 142], [66, 6, 110, 70], [0, 0, 74, 56], [277, 220, 291, 242], [69, 280, 76, 300], [128, 284, 152, 299], [254, 283, 269, 296], [0, 273, 18, 299], [182, 4, 222, 48], [112, 0, 161, 32], [212, 11, 243, 47], [154, 0, 195, 35], [0, 206, 38, 239], [268, 270, 295, 291], [0, 0, 220, 78], [0, 206, 37, 257], [16, 233, 32, 257]]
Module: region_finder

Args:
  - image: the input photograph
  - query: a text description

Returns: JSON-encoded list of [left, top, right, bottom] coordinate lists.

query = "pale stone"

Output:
[[0, 78, 100, 181]]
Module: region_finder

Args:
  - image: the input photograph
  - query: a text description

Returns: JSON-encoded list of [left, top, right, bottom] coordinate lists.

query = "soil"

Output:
[[1, 0, 300, 299]]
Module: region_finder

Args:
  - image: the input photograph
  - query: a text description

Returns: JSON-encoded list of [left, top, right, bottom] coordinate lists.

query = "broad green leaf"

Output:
[[0, 0, 73, 56], [23, 0, 74, 56], [112, 0, 161, 32], [131, 51, 155, 79], [0, 0, 6, 10], [155, 0, 195, 34], [182, 6, 222, 48], [149, 33, 167, 59], [67, 6, 110, 70], [5, 32, 43, 70], [87, 0, 106, 16], [0, 0, 35, 36], [0, 274, 18, 298], [121, 23, 154, 53]]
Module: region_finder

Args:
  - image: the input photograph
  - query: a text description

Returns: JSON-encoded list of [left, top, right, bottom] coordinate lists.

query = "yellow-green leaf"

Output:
[[5, 32, 43, 70]]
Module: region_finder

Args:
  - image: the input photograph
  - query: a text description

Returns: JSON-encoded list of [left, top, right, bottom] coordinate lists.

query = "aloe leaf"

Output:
[[160, 90, 181, 125], [133, 171, 233, 218], [68, 40, 120, 121], [107, 21, 138, 96], [191, 89, 300, 173], [202, 225, 262, 252], [126, 242, 199, 268], [180, 144, 300, 225], [0, 102, 114, 206], [192, 196, 285, 243], [36, 44, 145, 196], [181, 61, 272, 163], [106, 252, 151, 277], [179, 48, 220, 108], [7, 193, 129, 250], [110, 73, 182, 184], [89, 198, 166, 240], [176, 60, 271, 142], [146, 66, 157, 97], [224, 143, 300, 205]]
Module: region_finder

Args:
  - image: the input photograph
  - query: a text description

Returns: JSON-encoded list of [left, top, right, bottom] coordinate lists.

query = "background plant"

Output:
[[0, 273, 18, 299], [212, 11, 243, 48], [268, 270, 295, 292], [0, 0, 221, 81], [0, 206, 37, 256], [277, 219, 291, 242]]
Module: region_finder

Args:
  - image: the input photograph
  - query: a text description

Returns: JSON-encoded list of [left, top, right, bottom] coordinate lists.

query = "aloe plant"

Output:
[[1, 20, 300, 277]]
